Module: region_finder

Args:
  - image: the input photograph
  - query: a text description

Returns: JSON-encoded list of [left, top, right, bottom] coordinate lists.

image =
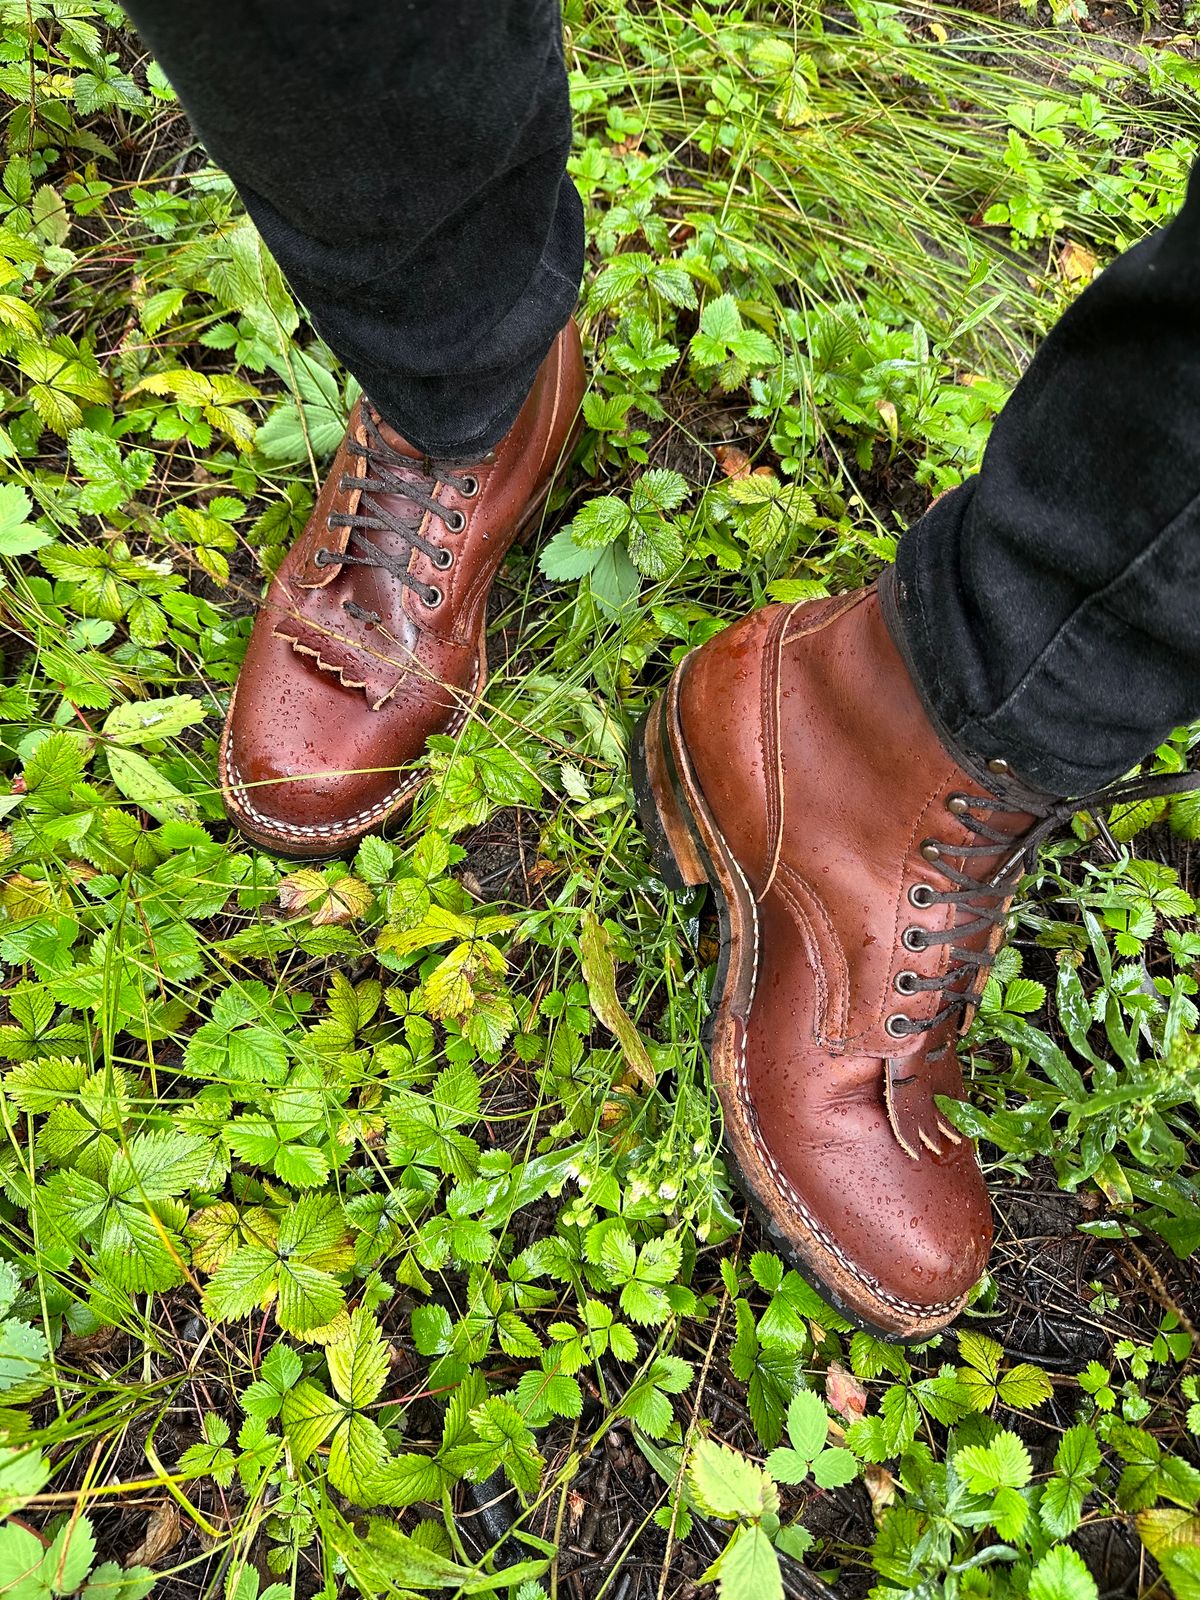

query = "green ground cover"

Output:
[[0, 1, 1197, 1596]]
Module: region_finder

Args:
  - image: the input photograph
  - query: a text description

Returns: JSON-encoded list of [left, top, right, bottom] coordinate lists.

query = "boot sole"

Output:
[[218, 421, 582, 861], [632, 667, 968, 1343]]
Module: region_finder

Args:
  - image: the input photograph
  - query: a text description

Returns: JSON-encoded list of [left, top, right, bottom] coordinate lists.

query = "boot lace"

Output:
[[885, 763, 1200, 1040], [312, 408, 479, 617]]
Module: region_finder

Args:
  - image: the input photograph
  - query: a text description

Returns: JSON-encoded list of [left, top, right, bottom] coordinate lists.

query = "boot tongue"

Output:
[[368, 408, 425, 462]]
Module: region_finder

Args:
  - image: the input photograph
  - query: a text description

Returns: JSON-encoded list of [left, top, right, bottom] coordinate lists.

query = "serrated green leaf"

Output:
[[327, 1308, 390, 1410], [687, 1438, 779, 1521]]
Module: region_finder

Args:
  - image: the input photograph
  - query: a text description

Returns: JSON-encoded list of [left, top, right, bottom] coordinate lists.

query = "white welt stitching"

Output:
[[226, 752, 418, 840]]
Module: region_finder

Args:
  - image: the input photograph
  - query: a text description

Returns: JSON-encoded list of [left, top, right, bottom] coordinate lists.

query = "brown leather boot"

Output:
[[633, 579, 1055, 1339], [219, 323, 585, 856]]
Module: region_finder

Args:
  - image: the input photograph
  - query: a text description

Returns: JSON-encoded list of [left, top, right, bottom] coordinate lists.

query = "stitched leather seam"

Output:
[[780, 589, 866, 646], [299, 424, 366, 590], [770, 874, 830, 1043], [534, 333, 567, 480], [774, 860, 849, 1042], [758, 607, 789, 901]]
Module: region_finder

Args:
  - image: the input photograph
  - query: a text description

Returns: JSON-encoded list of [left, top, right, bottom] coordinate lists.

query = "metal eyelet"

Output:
[[444, 509, 467, 534], [909, 883, 936, 908], [314, 548, 331, 567], [920, 841, 941, 862], [459, 475, 480, 499], [422, 585, 443, 609], [947, 794, 971, 816], [902, 926, 927, 953], [894, 970, 920, 995], [433, 547, 454, 570], [885, 1013, 910, 1039]]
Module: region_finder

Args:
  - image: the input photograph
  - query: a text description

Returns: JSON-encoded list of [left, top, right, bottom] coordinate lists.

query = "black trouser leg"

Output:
[[122, 0, 584, 458], [890, 159, 1200, 796]]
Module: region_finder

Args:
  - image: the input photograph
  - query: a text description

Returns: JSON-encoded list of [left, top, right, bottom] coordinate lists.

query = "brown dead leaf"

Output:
[[566, 1489, 588, 1531], [124, 1503, 182, 1569], [826, 1361, 868, 1422], [1058, 240, 1099, 283], [60, 1326, 119, 1358], [715, 445, 753, 480], [865, 1462, 896, 1523]]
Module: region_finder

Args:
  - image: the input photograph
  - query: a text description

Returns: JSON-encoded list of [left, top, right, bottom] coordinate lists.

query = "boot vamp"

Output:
[[743, 890, 993, 1310], [223, 584, 474, 837]]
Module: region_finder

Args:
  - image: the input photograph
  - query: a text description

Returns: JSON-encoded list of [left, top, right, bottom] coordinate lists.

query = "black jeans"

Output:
[[124, 1, 1200, 798], [124, 0, 583, 462]]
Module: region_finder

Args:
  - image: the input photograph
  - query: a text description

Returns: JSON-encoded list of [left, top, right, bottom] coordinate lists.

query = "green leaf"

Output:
[[538, 525, 602, 581], [277, 1259, 345, 1334], [704, 1525, 783, 1600], [764, 1446, 810, 1485], [997, 1362, 1054, 1410], [587, 541, 640, 615], [281, 1377, 343, 1461], [81, 1563, 155, 1599], [0, 1317, 49, 1394], [257, 350, 349, 463], [105, 746, 197, 822], [687, 1438, 779, 1521], [43, 1513, 96, 1595], [328, 1410, 392, 1504], [332, 1512, 549, 1595], [273, 1144, 328, 1189], [102, 695, 207, 748], [0, 1443, 51, 1516], [811, 1447, 858, 1489], [327, 1308, 390, 1410], [0, 484, 48, 556], [955, 1431, 1032, 1493], [204, 1246, 280, 1321], [1028, 1544, 1098, 1600], [782, 1388, 829, 1463], [0, 1521, 46, 1600], [561, 495, 632, 551], [107, 1130, 210, 1201], [68, 428, 152, 514], [242, 1343, 304, 1418]]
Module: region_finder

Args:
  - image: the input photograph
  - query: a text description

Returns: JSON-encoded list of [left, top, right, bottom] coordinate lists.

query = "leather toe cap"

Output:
[[742, 1039, 992, 1330], [220, 614, 420, 851]]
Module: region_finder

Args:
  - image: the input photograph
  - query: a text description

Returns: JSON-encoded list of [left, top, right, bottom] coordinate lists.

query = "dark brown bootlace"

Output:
[[886, 763, 1200, 1041], [312, 409, 479, 616]]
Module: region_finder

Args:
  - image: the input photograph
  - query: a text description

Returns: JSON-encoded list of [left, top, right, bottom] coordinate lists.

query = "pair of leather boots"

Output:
[[219, 324, 1157, 1339]]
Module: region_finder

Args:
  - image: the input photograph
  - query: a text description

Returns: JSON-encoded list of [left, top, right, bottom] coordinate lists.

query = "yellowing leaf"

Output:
[[279, 869, 372, 925], [580, 911, 655, 1087], [1137, 1507, 1200, 1561]]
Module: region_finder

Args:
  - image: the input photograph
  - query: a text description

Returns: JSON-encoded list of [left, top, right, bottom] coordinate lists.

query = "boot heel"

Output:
[[632, 691, 710, 892]]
